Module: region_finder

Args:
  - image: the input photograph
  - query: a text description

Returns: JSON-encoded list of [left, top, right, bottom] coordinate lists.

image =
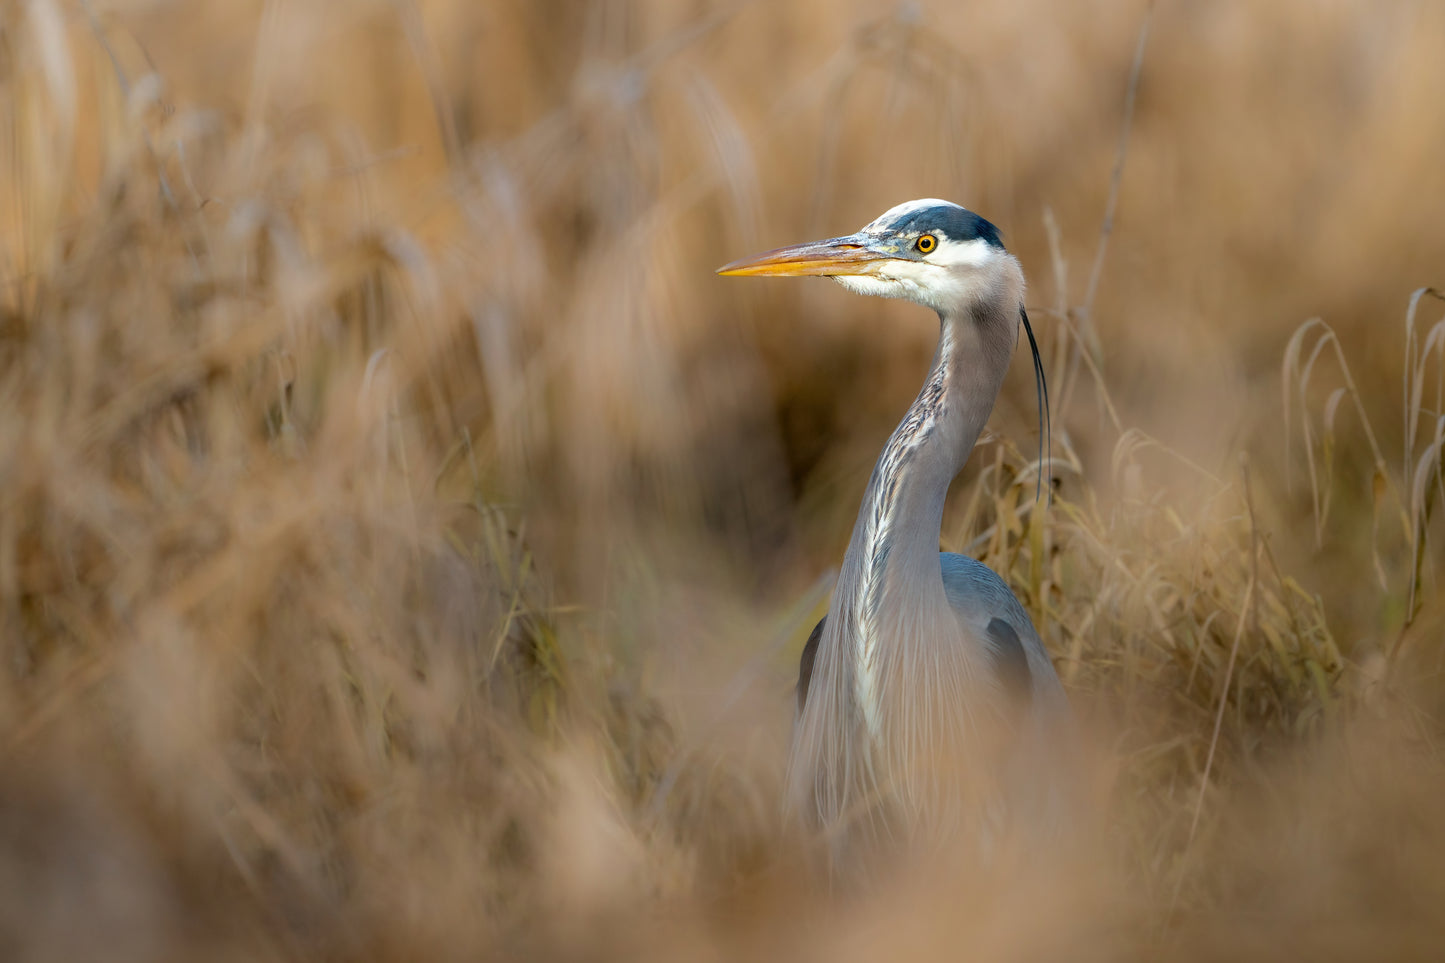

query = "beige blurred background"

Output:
[[2, 0, 1444, 958], [86, 0, 1444, 584]]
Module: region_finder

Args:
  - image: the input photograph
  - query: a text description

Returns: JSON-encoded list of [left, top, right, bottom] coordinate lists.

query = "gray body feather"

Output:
[[798, 554, 1065, 717]]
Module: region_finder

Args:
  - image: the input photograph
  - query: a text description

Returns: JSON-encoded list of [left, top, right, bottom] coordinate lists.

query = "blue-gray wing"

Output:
[[986, 617, 1033, 707], [941, 554, 1079, 836], [799, 556, 1067, 716], [939, 553, 1068, 714]]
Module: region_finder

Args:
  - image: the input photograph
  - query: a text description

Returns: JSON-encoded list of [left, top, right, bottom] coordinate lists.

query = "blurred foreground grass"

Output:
[[1, 1, 1445, 959]]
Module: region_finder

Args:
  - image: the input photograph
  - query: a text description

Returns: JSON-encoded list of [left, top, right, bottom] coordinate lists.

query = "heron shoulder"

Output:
[[939, 553, 1030, 627], [797, 555, 1063, 715], [939, 553, 1065, 702]]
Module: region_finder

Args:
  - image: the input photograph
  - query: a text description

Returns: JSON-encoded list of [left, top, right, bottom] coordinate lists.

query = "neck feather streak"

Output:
[[847, 313, 1011, 735]]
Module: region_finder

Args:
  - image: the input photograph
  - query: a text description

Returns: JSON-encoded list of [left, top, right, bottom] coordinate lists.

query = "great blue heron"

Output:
[[719, 199, 1073, 853]]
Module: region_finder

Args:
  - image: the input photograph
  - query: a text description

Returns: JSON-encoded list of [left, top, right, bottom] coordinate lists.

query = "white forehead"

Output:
[[862, 198, 961, 234]]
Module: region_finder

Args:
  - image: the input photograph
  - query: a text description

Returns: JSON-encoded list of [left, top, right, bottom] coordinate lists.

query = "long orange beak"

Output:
[[716, 234, 892, 277]]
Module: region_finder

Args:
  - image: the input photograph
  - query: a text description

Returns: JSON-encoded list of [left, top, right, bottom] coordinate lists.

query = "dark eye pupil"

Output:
[[918, 236, 934, 252]]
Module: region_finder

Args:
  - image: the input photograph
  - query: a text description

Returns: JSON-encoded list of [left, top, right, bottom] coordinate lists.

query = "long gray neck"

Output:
[[835, 299, 1016, 730]]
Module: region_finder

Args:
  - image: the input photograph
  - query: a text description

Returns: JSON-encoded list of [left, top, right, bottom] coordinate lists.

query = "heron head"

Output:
[[720, 198, 1050, 500], [717, 199, 1015, 315]]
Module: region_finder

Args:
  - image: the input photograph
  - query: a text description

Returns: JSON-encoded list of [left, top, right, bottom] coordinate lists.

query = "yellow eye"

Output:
[[915, 234, 937, 254]]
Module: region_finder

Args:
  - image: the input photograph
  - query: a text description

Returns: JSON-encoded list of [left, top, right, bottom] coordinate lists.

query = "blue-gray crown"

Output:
[[876, 202, 1005, 250]]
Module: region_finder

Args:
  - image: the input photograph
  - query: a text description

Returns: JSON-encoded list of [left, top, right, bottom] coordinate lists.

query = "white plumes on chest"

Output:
[[850, 326, 955, 737]]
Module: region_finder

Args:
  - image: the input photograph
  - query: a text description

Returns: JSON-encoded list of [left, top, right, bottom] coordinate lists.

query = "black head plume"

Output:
[[1020, 306, 1051, 503]]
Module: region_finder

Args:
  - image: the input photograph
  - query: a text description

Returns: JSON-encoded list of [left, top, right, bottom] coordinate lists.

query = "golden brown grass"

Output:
[[2, 1, 1445, 959]]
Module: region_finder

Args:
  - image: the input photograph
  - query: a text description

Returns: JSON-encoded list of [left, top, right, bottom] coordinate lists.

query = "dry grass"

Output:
[[2, 0, 1445, 959]]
